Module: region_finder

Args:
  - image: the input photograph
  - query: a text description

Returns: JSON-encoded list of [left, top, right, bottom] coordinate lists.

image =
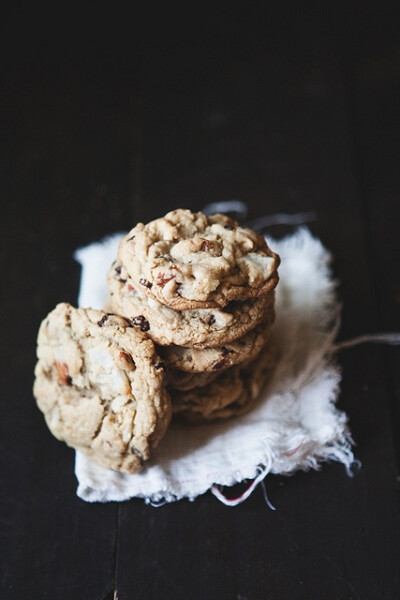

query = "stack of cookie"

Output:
[[33, 208, 281, 474], [108, 209, 280, 423]]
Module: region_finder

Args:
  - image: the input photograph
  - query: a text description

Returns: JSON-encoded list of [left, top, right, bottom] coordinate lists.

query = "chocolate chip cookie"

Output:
[[166, 369, 219, 392], [108, 262, 275, 348], [171, 342, 278, 423], [160, 317, 274, 373], [33, 303, 171, 474], [117, 209, 280, 310]]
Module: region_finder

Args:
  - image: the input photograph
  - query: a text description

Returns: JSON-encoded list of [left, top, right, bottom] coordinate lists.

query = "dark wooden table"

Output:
[[1, 4, 399, 599]]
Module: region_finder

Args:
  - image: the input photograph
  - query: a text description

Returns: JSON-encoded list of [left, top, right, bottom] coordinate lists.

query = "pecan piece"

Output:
[[55, 362, 72, 386], [119, 351, 135, 368], [156, 272, 176, 287], [200, 239, 215, 251]]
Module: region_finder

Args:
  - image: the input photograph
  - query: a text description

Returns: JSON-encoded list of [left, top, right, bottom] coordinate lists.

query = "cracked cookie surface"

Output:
[[33, 303, 171, 474], [117, 209, 280, 310], [171, 342, 278, 423], [108, 262, 275, 348]]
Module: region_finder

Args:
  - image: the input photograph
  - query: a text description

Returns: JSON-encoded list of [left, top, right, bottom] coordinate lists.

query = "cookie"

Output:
[[117, 209, 280, 310], [160, 317, 274, 373], [171, 342, 278, 423], [33, 303, 171, 474], [108, 262, 275, 348], [166, 369, 219, 392]]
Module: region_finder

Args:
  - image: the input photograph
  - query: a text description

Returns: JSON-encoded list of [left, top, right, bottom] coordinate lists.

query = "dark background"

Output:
[[1, 2, 399, 599]]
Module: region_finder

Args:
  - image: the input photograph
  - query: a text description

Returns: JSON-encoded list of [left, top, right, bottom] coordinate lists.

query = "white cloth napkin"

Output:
[[73, 227, 356, 504]]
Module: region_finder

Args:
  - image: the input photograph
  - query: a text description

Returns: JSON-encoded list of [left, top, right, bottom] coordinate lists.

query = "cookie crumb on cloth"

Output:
[[73, 225, 357, 505]]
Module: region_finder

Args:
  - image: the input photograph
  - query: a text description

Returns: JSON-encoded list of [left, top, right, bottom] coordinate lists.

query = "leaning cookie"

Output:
[[33, 303, 171, 474], [171, 343, 278, 423], [117, 209, 280, 310], [108, 262, 275, 348], [160, 317, 274, 373]]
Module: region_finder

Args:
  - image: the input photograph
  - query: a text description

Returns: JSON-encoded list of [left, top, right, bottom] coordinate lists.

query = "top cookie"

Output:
[[33, 303, 171, 474], [118, 209, 280, 310]]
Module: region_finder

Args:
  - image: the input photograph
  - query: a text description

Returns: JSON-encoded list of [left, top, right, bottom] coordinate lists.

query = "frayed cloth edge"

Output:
[[76, 433, 357, 505]]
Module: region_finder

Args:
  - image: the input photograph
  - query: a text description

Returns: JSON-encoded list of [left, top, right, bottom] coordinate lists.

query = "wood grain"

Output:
[[0, 4, 398, 599]]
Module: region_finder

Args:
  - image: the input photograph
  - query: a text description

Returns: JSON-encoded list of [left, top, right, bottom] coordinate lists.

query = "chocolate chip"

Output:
[[211, 357, 227, 370], [139, 278, 153, 289], [97, 315, 109, 327], [66, 376, 73, 386], [114, 265, 127, 283], [130, 315, 150, 332], [127, 234, 136, 241], [224, 225, 234, 230], [207, 314, 216, 326], [153, 360, 165, 370]]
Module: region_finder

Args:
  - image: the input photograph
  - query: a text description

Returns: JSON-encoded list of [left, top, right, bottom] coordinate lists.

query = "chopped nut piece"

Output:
[[200, 239, 215, 251], [119, 351, 135, 368], [156, 272, 176, 286], [55, 362, 72, 386]]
